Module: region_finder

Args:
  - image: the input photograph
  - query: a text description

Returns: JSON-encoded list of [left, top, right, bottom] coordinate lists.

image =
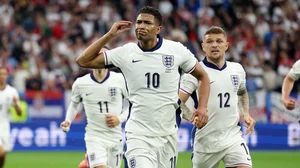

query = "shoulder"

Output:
[[110, 71, 125, 82], [5, 84, 18, 93], [73, 73, 91, 85], [293, 60, 300, 68], [227, 61, 245, 72], [163, 39, 185, 48]]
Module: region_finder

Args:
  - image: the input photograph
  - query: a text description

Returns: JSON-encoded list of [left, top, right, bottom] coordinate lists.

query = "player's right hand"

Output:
[[191, 107, 208, 129], [108, 21, 132, 38], [282, 98, 296, 110], [60, 120, 71, 133]]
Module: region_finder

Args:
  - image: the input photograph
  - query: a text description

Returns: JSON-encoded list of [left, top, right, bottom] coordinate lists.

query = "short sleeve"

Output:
[[178, 43, 198, 73], [180, 73, 198, 94], [237, 64, 247, 92], [289, 60, 300, 80], [104, 45, 127, 68], [119, 74, 129, 99], [71, 80, 81, 104]]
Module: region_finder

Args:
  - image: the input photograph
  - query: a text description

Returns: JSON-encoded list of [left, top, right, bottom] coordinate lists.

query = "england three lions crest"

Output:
[[162, 55, 174, 68], [109, 87, 116, 101], [230, 75, 239, 89]]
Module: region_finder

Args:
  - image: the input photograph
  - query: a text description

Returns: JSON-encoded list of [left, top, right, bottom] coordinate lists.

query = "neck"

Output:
[[139, 37, 158, 50], [93, 69, 108, 83], [207, 57, 225, 69], [0, 83, 6, 90]]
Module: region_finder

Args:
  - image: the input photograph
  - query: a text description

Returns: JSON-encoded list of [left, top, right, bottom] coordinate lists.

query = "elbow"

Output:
[[76, 57, 85, 67]]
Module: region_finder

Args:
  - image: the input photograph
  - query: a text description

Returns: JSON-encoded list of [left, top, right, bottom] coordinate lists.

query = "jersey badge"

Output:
[[109, 87, 117, 101], [230, 75, 239, 91], [162, 55, 174, 73]]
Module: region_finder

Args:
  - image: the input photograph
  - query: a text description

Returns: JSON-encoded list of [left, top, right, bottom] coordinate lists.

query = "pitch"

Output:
[[5, 151, 300, 168]]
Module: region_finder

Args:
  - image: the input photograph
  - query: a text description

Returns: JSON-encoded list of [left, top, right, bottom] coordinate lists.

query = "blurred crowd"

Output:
[[0, 0, 299, 96]]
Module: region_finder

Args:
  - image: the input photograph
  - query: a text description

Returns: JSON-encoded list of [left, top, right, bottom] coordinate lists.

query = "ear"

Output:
[[201, 42, 206, 53], [156, 26, 162, 35], [225, 42, 229, 51]]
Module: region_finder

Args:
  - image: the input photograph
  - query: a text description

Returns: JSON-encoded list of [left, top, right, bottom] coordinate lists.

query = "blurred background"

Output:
[[0, 0, 299, 167]]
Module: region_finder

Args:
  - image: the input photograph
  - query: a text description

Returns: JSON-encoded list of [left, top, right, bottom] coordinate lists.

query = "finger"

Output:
[[243, 122, 248, 128], [119, 28, 131, 33], [116, 21, 132, 25], [191, 112, 197, 121], [245, 128, 250, 135]]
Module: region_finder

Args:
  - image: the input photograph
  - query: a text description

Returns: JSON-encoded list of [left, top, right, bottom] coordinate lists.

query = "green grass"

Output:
[[4, 151, 300, 168]]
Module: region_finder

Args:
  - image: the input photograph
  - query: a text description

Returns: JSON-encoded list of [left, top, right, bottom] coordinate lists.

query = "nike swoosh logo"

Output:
[[247, 158, 251, 161], [86, 93, 92, 96], [210, 81, 215, 84], [132, 59, 142, 63]]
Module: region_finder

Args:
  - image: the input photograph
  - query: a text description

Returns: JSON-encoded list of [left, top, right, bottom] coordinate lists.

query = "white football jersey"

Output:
[[289, 59, 300, 81], [180, 58, 246, 153], [0, 85, 20, 128], [71, 71, 128, 142], [104, 35, 198, 136]]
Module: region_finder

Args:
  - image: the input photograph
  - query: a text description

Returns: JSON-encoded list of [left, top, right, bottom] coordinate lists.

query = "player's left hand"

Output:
[[105, 114, 120, 128], [243, 114, 256, 135], [191, 107, 208, 129]]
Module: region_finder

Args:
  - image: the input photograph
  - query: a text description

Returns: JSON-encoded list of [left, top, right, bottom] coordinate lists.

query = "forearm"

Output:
[[65, 102, 81, 124], [196, 74, 210, 109], [76, 33, 113, 68], [238, 88, 249, 116], [281, 75, 295, 100], [14, 104, 22, 116]]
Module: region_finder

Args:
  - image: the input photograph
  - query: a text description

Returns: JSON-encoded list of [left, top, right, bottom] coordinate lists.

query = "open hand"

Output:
[[108, 21, 132, 38]]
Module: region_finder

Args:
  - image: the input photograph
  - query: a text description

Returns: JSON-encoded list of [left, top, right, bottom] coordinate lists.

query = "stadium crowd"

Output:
[[0, 0, 299, 96]]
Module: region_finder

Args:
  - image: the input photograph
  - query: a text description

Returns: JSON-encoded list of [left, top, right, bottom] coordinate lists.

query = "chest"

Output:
[[79, 83, 122, 103], [207, 69, 242, 93]]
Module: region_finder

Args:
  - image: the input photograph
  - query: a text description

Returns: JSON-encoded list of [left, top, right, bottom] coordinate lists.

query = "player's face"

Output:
[[0, 68, 8, 84], [202, 33, 228, 61], [135, 13, 161, 41]]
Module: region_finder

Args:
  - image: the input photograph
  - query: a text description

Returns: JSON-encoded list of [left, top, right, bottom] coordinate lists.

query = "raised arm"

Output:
[[76, 21, 132, 69]]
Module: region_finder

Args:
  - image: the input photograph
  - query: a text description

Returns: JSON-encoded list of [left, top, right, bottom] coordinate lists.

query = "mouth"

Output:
[[136, 30, 147, 36], [211, 50, 219, 54]]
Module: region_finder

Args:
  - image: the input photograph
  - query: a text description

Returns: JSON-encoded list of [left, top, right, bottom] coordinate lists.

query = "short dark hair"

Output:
[[137, 6, 163, 26], [204, 26, 227, 39]]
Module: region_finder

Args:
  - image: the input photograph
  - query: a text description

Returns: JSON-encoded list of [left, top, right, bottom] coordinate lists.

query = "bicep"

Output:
[[179, 91, 191, 103], [190, 63, 208, 80]]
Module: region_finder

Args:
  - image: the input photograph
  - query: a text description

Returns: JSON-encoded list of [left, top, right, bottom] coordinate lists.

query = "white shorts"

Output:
[[0, 125, 11, 152], [86, 139, 123, 168], [125, 132, 177, 168], [192, 139, 252, 168]]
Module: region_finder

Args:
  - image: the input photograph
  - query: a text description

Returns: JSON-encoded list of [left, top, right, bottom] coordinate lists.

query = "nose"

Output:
[[211, 41, 218, 47]]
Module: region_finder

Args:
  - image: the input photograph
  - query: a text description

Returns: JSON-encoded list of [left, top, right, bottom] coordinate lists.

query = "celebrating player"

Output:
[[76, 6, 210, 168], [0, 66, 22, 168], [60, 47, 129, 168], [179, 26, 255, 168], [281, 60, 300, 110]]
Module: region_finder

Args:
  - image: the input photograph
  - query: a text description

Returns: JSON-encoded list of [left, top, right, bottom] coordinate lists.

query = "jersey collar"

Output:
[[137, 35, 163, 52], [202, 57, 227, 71], [90, 71, 110, 84]]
